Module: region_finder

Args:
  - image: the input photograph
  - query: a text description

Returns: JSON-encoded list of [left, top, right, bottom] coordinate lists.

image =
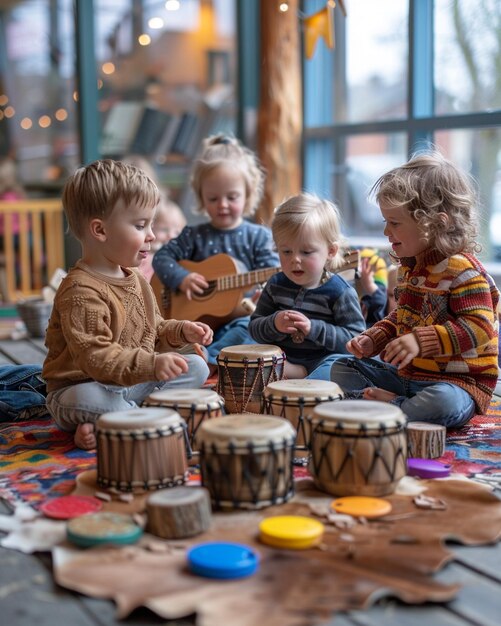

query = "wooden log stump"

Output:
[[407, 422, 446, 459], [146, 486, 212, 539]]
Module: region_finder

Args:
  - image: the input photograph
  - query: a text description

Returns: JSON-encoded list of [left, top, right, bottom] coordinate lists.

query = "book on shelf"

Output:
[[129, 107, 174, 155], [100, 101, 144, 156], [170, 112, 199, 157], [155, 114, 182, 159]]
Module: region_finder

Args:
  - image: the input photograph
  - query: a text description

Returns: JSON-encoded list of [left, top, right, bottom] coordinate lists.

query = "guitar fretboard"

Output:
[[215, 267, 280, 293]]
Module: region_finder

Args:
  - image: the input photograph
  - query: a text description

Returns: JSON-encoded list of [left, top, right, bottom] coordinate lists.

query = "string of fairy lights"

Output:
[[0, 0, 346, 132]]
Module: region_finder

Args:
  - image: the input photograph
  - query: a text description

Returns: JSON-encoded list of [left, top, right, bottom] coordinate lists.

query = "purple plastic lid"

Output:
[[407, 458, 451, 479]]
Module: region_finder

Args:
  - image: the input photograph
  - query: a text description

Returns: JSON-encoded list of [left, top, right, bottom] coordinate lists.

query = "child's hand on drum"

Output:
[[180, 272, 209, 300], [380, 333, 419, 369], [182, 321, 213, 346], [154, 353, 189, 381], [347, 334, 374, 358]]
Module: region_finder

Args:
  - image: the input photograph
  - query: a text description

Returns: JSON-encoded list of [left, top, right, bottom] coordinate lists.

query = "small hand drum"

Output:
[[216, 344, 285, 414], [96, 408, 189, 492], [307, 400, 407, 497], [263, 379, 344, 460], [144, 388, 225, 451], [196, 413, 296, 510]]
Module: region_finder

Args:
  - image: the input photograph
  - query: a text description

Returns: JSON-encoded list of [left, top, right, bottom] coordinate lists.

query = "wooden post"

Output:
[[257, 0, 302, 226]]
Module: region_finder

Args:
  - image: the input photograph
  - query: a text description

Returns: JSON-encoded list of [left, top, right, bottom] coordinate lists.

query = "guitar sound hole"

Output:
[[195, 281, 217, 300]]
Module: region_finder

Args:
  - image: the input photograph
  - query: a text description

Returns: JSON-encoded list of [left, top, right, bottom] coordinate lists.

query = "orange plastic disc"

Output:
[[331, 496, 392, 519]]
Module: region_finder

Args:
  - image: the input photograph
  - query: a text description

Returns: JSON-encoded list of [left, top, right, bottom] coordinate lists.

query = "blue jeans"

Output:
[[306, 354, 346, 381], [330, 356, 476, 428], [46, 354, 209, 432], [207, 316, 254, 365], [0, 364, 48, 421]]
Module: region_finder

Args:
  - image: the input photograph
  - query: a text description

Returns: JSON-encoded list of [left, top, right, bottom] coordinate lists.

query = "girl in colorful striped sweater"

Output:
[[330, 151, 499, 427]]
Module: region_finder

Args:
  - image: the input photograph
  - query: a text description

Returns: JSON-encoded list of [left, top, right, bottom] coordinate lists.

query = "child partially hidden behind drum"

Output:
[[330, 151, 500, 428], [42, 159, 213, 450], [249, 192, 366, 380]]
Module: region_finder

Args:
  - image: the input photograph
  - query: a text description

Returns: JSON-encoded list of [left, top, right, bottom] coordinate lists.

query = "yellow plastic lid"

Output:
[[259, 515, 324, 550], [331, 496, 392, 519]]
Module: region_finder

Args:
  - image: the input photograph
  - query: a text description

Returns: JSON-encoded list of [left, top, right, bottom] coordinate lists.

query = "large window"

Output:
[[0, 0, 237, 210], [303, 0, 501, 262], [0, 0, 77, 191], [95, 0, 237, 211]]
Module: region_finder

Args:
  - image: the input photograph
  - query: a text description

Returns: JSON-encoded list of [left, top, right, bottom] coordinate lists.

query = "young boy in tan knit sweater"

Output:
[[42, 159, 212, 449]]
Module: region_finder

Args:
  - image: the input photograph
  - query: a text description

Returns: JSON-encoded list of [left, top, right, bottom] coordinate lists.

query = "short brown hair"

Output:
[[190, 134, 265, 216], [62, 159, 160, 240]]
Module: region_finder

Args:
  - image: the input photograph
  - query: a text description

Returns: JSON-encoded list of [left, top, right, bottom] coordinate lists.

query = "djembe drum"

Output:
[[196, 413, 296, 510], [144, 388, 225, 451], [216, 344, 285, 414], [263, 379, 344, 462], [96, 408, 189, 492], [307, 400, 407, 497]]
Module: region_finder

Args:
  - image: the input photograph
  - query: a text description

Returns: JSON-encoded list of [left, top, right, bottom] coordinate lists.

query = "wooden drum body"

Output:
[[96, 408, 189, 492], [196, 413, 296, 510], [144, 388, 224, 450], [308, 400, 407, 497], [216, 344, 285, 414], [263, 379, 344, 454]]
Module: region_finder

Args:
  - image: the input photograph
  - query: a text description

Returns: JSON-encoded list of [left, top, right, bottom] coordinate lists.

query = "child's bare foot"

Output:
[[284, 362, 307, 379], [74, 423, 96, 450], [363, 387, 397, 403]]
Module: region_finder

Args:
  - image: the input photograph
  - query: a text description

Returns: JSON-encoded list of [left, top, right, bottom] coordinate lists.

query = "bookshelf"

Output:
[[100, 93, 236, 214]]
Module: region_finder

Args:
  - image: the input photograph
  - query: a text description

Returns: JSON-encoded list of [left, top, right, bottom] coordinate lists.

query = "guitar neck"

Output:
[[216, 266, 279, 293]]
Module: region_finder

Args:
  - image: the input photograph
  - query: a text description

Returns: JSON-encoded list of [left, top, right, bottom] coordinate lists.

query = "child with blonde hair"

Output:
[[249, 193, 365, 379], [153, 134, 279, 368], [139, 198, 186, 282], [331, 151, 499, 427], [43, 159, 212, 449]]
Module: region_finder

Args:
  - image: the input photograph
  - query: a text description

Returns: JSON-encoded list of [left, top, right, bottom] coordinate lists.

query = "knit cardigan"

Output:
[[362, 249, 499, 413]]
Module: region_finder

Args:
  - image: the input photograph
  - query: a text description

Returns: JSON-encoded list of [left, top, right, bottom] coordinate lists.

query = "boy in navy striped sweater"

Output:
[[249, 193, 365, 380]]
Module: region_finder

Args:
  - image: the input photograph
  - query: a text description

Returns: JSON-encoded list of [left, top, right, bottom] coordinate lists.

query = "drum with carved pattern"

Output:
[[96, 408, 189, 492], [196, 413, 296, 510], [216, 344, 285, 414], [307, 400, 407, 497], [144, 388, 224, 451], [263, 378, 344, 460]]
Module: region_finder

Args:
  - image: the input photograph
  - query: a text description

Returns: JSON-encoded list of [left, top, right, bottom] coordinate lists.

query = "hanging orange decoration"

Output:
[[303, 0, 347, 60]]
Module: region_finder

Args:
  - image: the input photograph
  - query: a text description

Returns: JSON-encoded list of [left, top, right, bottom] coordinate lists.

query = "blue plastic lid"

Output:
[[187, 542, 259, 579], [407, 458, 451, 479]]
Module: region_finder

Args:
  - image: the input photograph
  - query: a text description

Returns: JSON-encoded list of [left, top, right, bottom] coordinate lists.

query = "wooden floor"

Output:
[[0, 337, 500, 626]]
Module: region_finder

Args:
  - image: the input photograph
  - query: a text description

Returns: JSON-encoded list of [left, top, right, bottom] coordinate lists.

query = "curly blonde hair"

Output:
[[372, 151, 480, 258], [63, 159, 160, 240], [271, 193, 346, 272], [190, 134, 265, 216]]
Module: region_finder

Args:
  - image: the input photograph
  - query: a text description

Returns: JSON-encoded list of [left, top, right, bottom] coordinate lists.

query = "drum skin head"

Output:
[[197, 413, 296, 447], [146, 388, 222, 407], [97, 407, 184, 431], [264, 378, 343, 400], [311, 399, 406, 429], [218, 343, 284, 360]]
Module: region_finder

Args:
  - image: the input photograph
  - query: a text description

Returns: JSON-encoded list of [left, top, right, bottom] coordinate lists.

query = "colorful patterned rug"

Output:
[[1, 403, 500, 508]]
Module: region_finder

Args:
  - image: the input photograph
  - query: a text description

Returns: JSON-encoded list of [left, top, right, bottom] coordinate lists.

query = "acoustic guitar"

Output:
[[151, 250, 360, 330], [150, 254, 280, 329]]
